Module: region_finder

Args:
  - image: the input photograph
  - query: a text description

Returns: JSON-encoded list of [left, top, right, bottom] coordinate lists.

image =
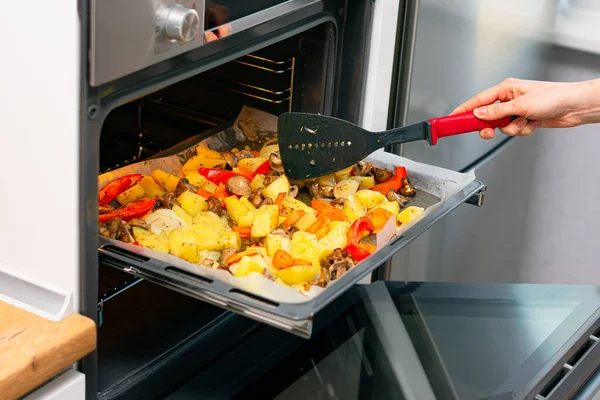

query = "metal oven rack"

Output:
[[97, 263, 143, 327], [99, 52, 296, 174]]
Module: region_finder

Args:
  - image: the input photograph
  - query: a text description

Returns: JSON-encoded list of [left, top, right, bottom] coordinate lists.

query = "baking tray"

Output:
[[98, 107, 486, 338]]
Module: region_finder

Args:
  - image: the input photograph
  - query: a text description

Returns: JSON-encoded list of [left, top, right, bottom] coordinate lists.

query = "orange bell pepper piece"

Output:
[[283, 209, 306, 228], [232, 226, 252, 239], [366, 208, 394, 233], [274, 192, 286, 206], [273, 250, 294, 270], [224, 249, 261, 267], [311, 199, 335, 215]]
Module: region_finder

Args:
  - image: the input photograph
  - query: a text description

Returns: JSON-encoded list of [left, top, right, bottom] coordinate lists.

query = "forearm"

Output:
[[567, 79, 600, 125]]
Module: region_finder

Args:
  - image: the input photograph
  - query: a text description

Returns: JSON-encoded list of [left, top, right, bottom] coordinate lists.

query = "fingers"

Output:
[[451, 80, 516, 115], [480, 119, 540, 140], [479, 128, 495, 140], [473, 99, 518, 120]]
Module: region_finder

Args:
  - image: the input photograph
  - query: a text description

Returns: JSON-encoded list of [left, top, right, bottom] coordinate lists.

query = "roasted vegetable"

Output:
[[177, 191, 208, 217], [99, 174, 143, 206], [116, 183, 146, 205], [251, 204, 279, 238], [99, 198, 157, 223], [151, 170, 181, 193], [138, 176, 166, 199]]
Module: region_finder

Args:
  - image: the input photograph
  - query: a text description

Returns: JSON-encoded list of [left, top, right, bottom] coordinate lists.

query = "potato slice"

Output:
[[138, 176, 165, 199], [397, 206, 424, 225], [262, 175, 291, 200], [151, 170, 180, 192], [251, 205, 279, 238], [192, 211, 229, 229], [266, 234, 292, 257], [220, 231, 242, 251], [318, 221, 351, 260], [177, 191, 208, 217], [224, 196, 249, 224], [184, 171, 208, 188], [355, 190, 387, 209], [183, 154, 227, 173], [279, 195, 315, 217], [238, 209, 257, 228], [239, 196, 256, 211], [291, 231, 321, 270], [295, 213, 318, 231], [276, 265, 318, 285], [343, 195, 366, 221], [132, 227, 169, 254], [250, 174, 266, 191], [171, 205, 193, 225], [237, 157, 268, 173], [202, 181, 218, 193], [116, 183, 146, 205], [231, 256, 266, 277]]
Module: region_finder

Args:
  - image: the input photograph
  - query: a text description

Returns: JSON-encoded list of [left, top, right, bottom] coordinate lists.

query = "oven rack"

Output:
[[97, 263, 143, 327]]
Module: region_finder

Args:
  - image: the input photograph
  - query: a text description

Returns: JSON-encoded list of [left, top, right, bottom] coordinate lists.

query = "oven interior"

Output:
[[96, 23, 335, 399]]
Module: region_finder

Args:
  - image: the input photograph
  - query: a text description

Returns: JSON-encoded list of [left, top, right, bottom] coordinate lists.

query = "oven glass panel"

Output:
[[205, 0, 290, 30], [178, 283, 600, 400]]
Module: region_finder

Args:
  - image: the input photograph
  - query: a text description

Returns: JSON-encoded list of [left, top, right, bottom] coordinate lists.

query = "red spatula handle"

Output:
[[427, 111, 511, 145]]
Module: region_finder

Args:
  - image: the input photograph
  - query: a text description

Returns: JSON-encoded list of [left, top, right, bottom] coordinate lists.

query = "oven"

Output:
[[0, 0, 499, 399]]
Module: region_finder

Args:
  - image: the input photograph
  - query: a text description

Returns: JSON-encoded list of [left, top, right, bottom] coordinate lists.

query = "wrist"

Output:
[[569, 79, 600, 125]]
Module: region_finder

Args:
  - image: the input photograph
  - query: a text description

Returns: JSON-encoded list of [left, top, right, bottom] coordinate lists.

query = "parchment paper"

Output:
[[99, 107, 476, 303]]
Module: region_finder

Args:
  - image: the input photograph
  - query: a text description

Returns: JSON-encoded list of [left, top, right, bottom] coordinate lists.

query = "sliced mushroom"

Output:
[[221, 248, 237, 265], [175, 178, 199, 197], [117, 221, 135, 243], [207, 196, 225, 216], [99, 217, 122, 239], [320, 185, 335, 199], [226, 175, 252, 196], [269, 153, 284, 173], [99, 205, 115, 214], [236, 146, 254, 160], [374, 168, 393, 183], [331, 198, 346, 208], [129, 218, 149, 230], [263, 170, 281, 187], [199, 258, 216, 268], [309, 182, 323, 199], [288, 185, 299, 198], [322, 248, 354, 281], [221, 151, 238, 169], [249, 191, 264, 208], [352, 162, 374, 177], [158, 192, 179, 209], [386, 189, 409, 207], [399, 178, 416, 197], [259, 197, 274, 207], [271, 228, 291, 239]]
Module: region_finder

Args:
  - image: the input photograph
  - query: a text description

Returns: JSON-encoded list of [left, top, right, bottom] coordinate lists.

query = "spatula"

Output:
[[278, 111, 512, 179]]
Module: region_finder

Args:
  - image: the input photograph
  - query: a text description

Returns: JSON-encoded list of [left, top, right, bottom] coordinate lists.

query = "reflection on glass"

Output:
[[205, 1, 232, 42]]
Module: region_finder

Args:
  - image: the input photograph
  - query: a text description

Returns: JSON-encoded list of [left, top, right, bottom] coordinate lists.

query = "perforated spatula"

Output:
[[278, 111, 512, 179]]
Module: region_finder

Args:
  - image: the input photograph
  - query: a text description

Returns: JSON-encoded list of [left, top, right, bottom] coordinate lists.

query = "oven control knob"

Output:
[[164, 5, 201, 43]]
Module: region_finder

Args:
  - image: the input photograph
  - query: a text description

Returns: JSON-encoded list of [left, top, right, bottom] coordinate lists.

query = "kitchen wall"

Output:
[[390, 0, 600, 284]]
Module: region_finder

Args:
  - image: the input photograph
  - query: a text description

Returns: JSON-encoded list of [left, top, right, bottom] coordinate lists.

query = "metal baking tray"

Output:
[[98, 108, 486, 338]]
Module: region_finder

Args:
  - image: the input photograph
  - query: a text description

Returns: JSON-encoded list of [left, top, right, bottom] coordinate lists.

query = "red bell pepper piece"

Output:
[[98, 174, 143, 206], [198, 168, 237, 185], [252, 160, 271, 177], [345, 242, 376, 261], [371, 167, 407, 195], [98, 198, 157, 223], [344, 217, 376, 261]]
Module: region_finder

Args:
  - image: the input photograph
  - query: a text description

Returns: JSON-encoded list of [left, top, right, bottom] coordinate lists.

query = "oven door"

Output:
[[166, 282, 600, 400]]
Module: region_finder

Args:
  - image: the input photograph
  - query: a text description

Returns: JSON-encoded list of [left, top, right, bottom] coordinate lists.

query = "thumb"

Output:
[[473, 100, 517, 120]]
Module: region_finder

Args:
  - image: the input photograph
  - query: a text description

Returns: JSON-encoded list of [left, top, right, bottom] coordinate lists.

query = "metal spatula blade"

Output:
[[278, 112, 511, 180]]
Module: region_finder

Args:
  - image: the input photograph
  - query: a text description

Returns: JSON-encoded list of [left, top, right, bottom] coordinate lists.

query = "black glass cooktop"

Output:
[[168, 282, 600, 400]]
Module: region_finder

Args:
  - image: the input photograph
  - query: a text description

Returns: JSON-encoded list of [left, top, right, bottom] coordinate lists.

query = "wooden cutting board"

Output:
[[0, 301, 96, 400]]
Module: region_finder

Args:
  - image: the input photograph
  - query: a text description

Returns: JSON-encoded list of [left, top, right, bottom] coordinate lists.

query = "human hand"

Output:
[[204, 1, 231, 42], [451, 78, 600, 140]]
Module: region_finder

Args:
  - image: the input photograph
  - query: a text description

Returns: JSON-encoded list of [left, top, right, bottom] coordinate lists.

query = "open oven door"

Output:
[[165, 282, 600, 400], [90, 0, 491, 339]]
